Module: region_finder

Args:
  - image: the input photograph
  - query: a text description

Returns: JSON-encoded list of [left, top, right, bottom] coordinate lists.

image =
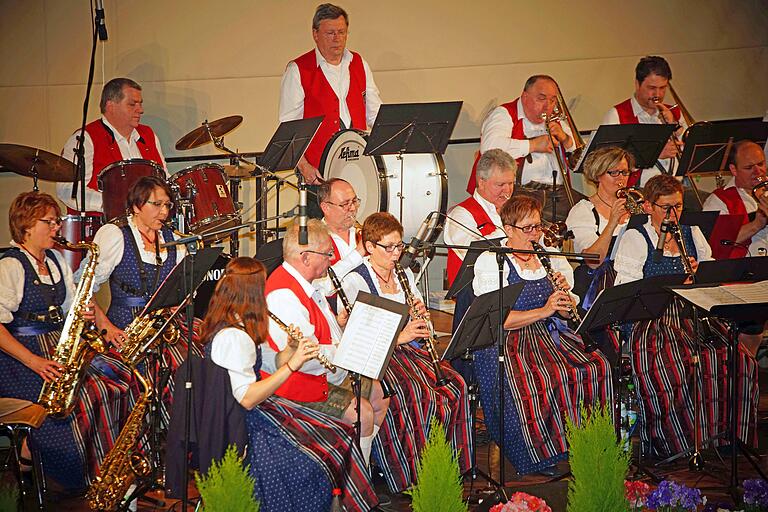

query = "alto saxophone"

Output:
[[117, 308, 179, 368], [393, 262, 448, 387], [530, 241, 582, 325], [39, 238, 107, 417], [86, 369, 152, 511], [268, 311, 337, 372]]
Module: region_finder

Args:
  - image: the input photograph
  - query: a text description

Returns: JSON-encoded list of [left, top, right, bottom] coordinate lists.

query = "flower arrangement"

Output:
[[625, 480, 653, 510], [645, 480, 705, 511], [489, 492, 552, 512], [743, 479, 768, 511]]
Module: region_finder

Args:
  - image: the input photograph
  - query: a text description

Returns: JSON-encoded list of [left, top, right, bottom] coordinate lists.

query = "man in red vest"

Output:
[[262, 219, 389, 465], [57, 77, 167, 215], [279, 3, 382, 217], [601, 56, 685, 188]]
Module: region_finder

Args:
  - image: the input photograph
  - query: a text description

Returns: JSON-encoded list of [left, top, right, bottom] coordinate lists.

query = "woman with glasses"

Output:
[[613, 174, 758, 457], [340, 212, 472, 494], [472, 195, 612, 476], [0, 191, 129, 492]]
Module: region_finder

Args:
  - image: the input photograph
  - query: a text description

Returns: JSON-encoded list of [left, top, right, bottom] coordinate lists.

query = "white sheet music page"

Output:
[[334, 301, 401, 379], [671, 280, 768, 311]]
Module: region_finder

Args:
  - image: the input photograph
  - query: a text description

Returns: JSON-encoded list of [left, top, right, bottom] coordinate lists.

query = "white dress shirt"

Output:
[[314, 224, 364, 296], [702, 177, 768, 255], [613, 218, 712, 285], [279, 48, 382, 130], [443, 191, 506, 262], [565, 198, 628, 255], [479, 99, 574, 186], [209, 326, 259, 404], [0, 244, 74, 324], [263, 262, 347, 385], [57, 117, 167, 212]]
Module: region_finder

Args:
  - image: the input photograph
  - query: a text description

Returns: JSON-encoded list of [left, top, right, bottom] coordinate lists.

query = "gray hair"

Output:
[[316, 177, 351, 206], [282, 219, 331, 261], [312, 3, 348, 30], [523, 74, 556, 92], [476, 148, 517, 181], [100, 77, 141, 113]]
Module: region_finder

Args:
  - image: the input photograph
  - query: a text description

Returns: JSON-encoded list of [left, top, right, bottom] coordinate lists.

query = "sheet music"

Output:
[[334, 301, 402, 379], [670, 280, 768, 311]]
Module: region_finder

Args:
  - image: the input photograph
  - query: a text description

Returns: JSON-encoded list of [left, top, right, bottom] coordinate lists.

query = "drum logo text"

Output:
[[205, 268, 225, 281], [338, 146, 360, 162]]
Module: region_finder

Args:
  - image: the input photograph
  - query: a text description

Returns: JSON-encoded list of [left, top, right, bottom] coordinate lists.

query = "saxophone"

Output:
[[39, 238, 107, 417], [393, 262, 448, 387], [117, 308, 179, 368], [86, 369, 152, 511]]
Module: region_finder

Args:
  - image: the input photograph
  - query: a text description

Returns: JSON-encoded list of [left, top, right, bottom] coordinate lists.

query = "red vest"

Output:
[[446, 196, 497, 286], [295, 50, 367, 169], [711, 187, 750, 259], [261, 265, 334, 402], [466, 100, 526, 194]]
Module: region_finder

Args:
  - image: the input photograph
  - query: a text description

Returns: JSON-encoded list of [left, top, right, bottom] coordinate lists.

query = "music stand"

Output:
[[695, 256, 768, 284], [445, 238, 503, 301], [255, 238, 284, 276], [680, 210, 719, 240], [573, 124, 676, 174]]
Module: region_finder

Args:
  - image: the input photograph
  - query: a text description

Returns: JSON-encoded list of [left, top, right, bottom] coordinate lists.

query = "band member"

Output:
[[341, 212, 472, 493], [472, 195, 612, 476], [260, 220, 389, 466], [614, 174, 758, 456], [279, 3, 382, 216], [0, 192, 129, 492], [468, 75, 583, 223], [56, 78, 167, 214], [202, 257, 377, 512], [601, 56, 685, 187]]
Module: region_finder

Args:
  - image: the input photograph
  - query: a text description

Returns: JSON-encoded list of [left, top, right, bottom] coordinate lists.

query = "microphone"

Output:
[[95, 0, 108, 41], [720, 239, 749, 248], [298, 186, 308, 245], [399, 212, 434, 271], [653, 210, 672, 263]]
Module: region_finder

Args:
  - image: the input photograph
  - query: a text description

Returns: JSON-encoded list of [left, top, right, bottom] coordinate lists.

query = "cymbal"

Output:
[[0, 144, 76, 182], [222, 162, 256, 178], [175, 115, 243, 151]]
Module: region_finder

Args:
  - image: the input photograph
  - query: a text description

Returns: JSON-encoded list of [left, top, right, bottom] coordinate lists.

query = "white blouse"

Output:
[[565, 198, 628, 255], [209, 327, 258, 404], [340, 257, 424, 306]]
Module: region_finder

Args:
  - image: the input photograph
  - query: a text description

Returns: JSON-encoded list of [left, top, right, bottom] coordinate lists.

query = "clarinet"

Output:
[[393, 263, 448, 387], [531, 241, 582, 325], [268, 311, 336, 373]]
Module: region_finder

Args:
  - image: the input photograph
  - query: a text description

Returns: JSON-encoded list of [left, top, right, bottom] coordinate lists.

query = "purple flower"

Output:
[[646, 480, 705, 511], [743, 478, 768, 507]]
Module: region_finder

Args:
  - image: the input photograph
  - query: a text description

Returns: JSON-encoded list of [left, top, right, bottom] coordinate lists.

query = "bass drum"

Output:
[[193, 252, 230, 319], [320, 130, 446, 242]]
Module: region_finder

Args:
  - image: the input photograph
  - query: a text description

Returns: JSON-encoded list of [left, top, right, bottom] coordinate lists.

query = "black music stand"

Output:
[[573, 124, 676, 174], [680, 210, 719, 240], [446, 238, 504, 300]]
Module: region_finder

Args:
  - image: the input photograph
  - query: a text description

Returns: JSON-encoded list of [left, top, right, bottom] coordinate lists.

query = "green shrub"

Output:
[[195, 445, 260, 512]]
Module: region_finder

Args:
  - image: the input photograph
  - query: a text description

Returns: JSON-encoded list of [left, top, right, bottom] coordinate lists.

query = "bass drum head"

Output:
[[380, 153, 447, 242], [193, 253, 230, 318], [320, 130, 384, 221]]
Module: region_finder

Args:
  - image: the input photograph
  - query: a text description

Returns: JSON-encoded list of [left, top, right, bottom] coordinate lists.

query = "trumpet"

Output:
[[268, 311, 337, 373], [752, 175, 768, 200], [531, 241, 582, 325], [616, 187, 646, 215]]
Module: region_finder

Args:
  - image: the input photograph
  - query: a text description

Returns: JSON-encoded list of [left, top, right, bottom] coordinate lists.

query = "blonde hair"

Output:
[[282, 219, 331, 260], [583, 146, 635, 185]]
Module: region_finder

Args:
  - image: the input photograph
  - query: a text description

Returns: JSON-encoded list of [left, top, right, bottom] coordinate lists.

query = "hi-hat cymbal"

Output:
[[175, 115, 243, 151], [222, 162, 256, 178], [0, 144, 76, 182]]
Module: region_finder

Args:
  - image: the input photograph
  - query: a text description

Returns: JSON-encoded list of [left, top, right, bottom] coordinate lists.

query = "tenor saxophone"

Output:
[[86, 369, 152, 511], [38, 238, 107, 417], [117, 308, 179, 368]]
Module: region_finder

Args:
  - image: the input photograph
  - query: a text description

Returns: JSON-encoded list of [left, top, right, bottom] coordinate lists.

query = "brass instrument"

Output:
[[86, 369, 152, 511], [39, 238, 107, 417], [393, 262, 448, 387], [541, 221, 570, 249], [752, 175, 768, 200], [554, 82, 586, 169], [542, 108, 576, 208], [268, 312, 337, 373], [117, 308, 180, 368], [616, 187, 646, 215], [531, 241, 582, 325]]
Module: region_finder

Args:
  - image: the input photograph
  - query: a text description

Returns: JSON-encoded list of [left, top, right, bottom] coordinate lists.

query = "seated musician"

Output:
[[260, 219, 389, 467], [702, 140, 767, 356], [614, 174, 759, 457], [472, 195, 612, 476], [0, 192, 129, 492], [202, 256, 377, 512], [340, 212, 472, 493]]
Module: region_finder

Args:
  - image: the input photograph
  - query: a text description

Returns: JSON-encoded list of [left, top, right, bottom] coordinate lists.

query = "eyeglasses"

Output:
[[509, 223, 544, 234], [146, 200, 174, 210], [301, 249, 335, 259], [324, 197, 360, 210], [37, 218, 62, 228], [652, 202, 683, 212], [606, 170, 632, 177], [318, 29, 348, 39], [375, 242, 405, 253]]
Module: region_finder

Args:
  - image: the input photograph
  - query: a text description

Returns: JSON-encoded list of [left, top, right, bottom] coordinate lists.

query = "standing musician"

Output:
[[341, 212, 472, 493], [472, 195, 612, 477], [279, 3, 382, 217], [702, 139, 767, 356], [614, 174, 759, 457], [0, 192, 129, 492], [467, 75, 583, 223], [202, 257, 377, 512], [602, 56, 686, 187], [260, 219, 389, 467], [56, 77, 167, 215]]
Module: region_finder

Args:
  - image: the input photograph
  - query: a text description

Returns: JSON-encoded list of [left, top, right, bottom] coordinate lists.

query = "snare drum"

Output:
[[58, 215, 104, 271], [171, 164, 240, 239], [320, 130, 447, 241], [98, 159, 166, 221]]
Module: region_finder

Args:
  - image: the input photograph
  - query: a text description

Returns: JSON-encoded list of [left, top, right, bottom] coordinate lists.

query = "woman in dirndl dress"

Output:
[[341, 212, 473, 493], [472, 195, 613, 476], [614, 174, 758, 457], [0, 191, 129, 492], [202, 256, 377, 512]]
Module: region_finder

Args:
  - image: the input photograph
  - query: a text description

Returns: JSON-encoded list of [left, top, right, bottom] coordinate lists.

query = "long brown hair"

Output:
[[199, 257, 268, 346]]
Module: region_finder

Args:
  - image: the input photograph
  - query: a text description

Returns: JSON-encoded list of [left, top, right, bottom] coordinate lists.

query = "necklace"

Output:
[[370, 264, 396, 290], [138, 228, 156, 247], [594, 192, 615, 208], [20, 244, 48, 274], [512, 252, 533, 262]]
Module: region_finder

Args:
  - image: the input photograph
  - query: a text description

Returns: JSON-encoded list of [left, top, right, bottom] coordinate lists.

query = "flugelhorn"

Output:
[[752, 175, 768, 200], [616, 187, 646, 215]]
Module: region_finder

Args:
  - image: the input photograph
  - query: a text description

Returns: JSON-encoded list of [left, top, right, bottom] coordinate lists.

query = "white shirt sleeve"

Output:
[[57, 131, 102, 212], [340, 270, 370, 304], [566, 200, 600, 254], [471, 250, 511, 296], [613, 228, 650, 285], [479, 106, 531, 158], [209, 327, 258, 404], [278, 61, 304, 123], [76, 223, 124, 292], [702, 193, 727, 213], [601, 107, 620, 126], [362, 58, 382, 128], [691, 226, 713, 262], [0, 251, 73, 324]]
